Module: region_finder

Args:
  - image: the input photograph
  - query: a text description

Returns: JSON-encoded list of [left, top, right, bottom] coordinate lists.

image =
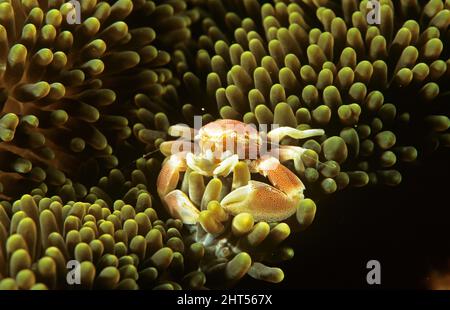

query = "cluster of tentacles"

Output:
[[0, 0, 449, 289]]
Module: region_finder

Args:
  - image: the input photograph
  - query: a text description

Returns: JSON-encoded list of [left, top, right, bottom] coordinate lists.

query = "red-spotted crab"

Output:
[[157, 119, 324, 224]]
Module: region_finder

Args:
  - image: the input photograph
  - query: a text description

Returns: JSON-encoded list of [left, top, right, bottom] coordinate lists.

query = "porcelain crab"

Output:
[[156, 119, 324, 224]]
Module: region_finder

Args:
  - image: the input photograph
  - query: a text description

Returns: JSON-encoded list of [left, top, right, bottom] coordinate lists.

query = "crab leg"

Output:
[[277, 145, 307, 162], [168, 124, 196, 140], [157, 152, 188, 198], [277, 145, 315, 172], [157, 151, 200, 224], [159, 140, 195, 157], [221, 156, 304, 222], [159, 123, 196, 157], [267, 126, 324, 142], [163, 190, 200, 225]]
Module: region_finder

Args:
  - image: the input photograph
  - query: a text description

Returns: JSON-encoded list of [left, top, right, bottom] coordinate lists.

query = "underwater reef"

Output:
[[0, 0, 449, 289]]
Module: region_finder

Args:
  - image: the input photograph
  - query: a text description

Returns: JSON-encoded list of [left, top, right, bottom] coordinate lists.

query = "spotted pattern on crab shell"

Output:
[[156, 119, 323, 225]]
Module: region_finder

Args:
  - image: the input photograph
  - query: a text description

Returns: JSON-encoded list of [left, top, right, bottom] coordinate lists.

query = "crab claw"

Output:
[[221, 181, 299, 222], [157, 152, 187, 199], [164, 190, 200, 224]]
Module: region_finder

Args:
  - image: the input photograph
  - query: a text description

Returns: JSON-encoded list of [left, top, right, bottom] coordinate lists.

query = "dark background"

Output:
[[238, 149, 450, 289]]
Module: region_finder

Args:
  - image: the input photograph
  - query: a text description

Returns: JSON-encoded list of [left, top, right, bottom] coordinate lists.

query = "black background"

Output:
[[238, 149, 450, 289]]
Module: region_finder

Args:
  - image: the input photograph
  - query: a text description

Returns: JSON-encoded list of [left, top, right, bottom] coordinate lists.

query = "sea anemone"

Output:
[[170, 0, 449, 198], [0, 154, 293, 289], [0, 191, 191, 290], [0, 0, 192, 200], [0, 0, 449, 291]]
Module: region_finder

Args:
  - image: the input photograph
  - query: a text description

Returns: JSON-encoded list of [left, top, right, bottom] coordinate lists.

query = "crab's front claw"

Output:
[[157, 152, 187, 199], [164, 190, 200, 225], [221, 181, 299, 222]]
